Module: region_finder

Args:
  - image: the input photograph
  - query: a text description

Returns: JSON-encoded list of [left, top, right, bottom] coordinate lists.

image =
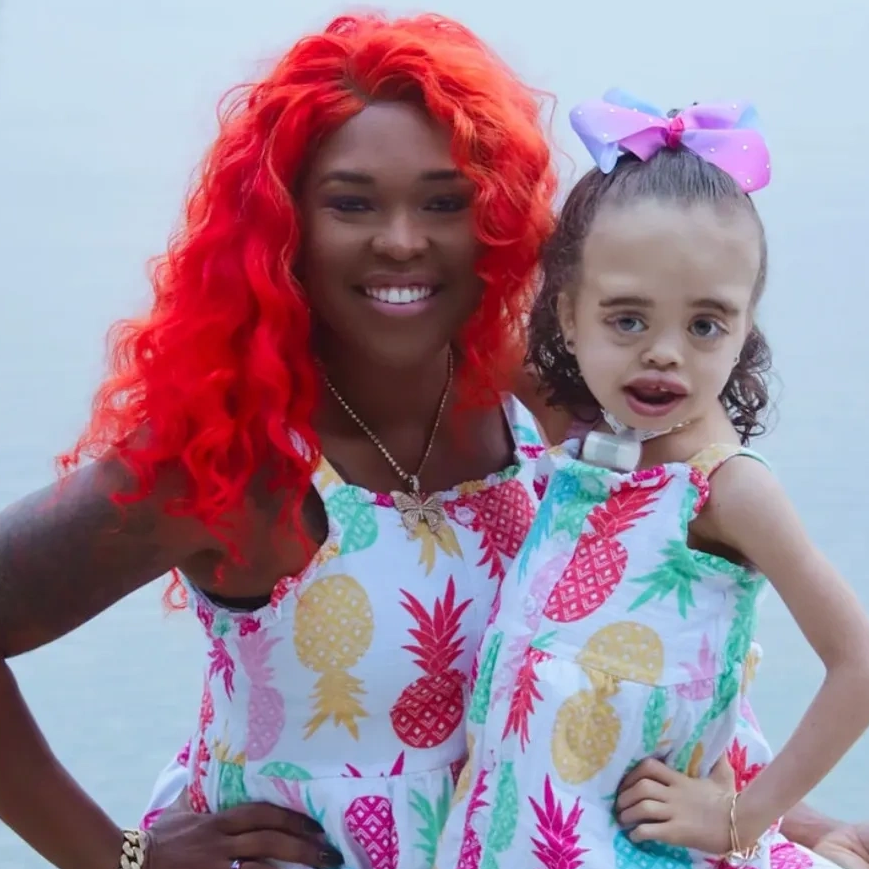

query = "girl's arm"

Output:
[[616, 456, 869, 854], [699, 457, 869, 846]]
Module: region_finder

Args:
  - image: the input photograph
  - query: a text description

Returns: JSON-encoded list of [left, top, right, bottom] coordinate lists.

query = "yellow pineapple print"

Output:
[[741, 645, 760, 694], [411, 521, 462, 575], [579, 621, 664, 684], [294, 573, 373, 739], [551, 621, 664, 784], [687, 443, 739, 477], [451, 732, 475, 806], [686, 742, 704, 778], [316, 459, 343, 492]]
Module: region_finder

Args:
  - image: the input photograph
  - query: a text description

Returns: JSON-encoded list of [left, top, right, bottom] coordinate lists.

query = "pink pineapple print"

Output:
[[446, 479, 536, 580], [769, 842, 814, 869], [175, 741, 191, 767], [503, 644, 553, 751], [236, 626, 285, 760], [468, 646, 482, 696], [188, 676, 216, 812], [199, 679, 215, 733], [688, 465, 710, 512], [529, 774, 587, 869], [344, 753, 404, 869], [676, 634, 717, 700], [450, 757, 466, 787], [726, 739, 766, 792], [521, 443, 546, 461], [740, 695, 763, 732], [208, 637, 236, 698], [390, 578, 473, 748], [543, 473, 668, 622], [492, 551, 568, 707], [705, 841, 812, 869], [457, 767, 490, 869], [196, 598, 215, 633], [270, 777, 307, 815], [140, 808, 163, 831], [188, 737, 212, 813]]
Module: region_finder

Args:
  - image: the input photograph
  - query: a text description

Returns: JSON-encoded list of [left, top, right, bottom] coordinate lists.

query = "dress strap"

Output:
[[687, 443, 770, 478], [502, 394, 545, 452]]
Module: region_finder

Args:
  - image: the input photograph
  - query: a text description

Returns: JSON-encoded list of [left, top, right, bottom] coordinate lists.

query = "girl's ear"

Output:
[[556, 292, 576, 346]]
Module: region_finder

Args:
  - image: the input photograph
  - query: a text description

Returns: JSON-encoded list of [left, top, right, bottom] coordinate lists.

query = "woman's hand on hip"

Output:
[[145, 788, 345, 869], [814, 823, 869, 869]]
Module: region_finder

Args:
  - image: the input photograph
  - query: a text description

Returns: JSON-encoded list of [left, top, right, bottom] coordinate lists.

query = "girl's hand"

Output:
[[615, 756, 735, 855], [146, 788, 344, 869]]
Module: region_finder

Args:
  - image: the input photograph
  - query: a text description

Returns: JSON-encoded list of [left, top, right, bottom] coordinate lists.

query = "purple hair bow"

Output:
[[569, 89, 771, 193]]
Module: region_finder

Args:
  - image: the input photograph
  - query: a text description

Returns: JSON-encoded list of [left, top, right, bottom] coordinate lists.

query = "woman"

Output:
[[0, 11, 864, 869]]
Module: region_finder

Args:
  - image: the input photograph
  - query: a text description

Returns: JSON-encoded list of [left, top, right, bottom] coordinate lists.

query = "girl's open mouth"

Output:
[[623, 385, 686, 418]]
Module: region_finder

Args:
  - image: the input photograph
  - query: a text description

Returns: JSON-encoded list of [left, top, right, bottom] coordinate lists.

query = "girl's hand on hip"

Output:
[[615, 755, 735, 855]]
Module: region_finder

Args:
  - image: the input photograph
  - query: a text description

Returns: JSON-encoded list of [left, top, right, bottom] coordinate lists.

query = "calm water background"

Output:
[[0, 1, 867, 865]]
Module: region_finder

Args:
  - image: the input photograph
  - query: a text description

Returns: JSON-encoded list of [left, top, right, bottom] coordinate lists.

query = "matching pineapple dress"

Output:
[[141, 397, 546, 869], [141, 412, 837, 869], [434, 439, 838, 869]]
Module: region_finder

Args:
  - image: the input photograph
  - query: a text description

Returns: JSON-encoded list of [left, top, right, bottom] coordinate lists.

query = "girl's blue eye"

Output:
[[690, 317, 725, 338], [613, 316, 645, 333]]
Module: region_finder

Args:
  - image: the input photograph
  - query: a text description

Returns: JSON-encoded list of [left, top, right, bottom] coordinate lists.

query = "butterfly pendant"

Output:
[[392, 489, 447, 538]]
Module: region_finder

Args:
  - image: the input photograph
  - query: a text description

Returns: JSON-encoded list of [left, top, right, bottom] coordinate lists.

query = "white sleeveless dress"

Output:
[[141, 396, 545, 869]]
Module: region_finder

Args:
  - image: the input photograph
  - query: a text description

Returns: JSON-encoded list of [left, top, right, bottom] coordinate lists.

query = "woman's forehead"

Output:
[[309, 102, 457, 180]]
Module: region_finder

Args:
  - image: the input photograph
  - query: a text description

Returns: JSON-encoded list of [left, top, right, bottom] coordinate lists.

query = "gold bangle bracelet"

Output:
[[119, 829, 148, 869], [726, 791, 761, 865]]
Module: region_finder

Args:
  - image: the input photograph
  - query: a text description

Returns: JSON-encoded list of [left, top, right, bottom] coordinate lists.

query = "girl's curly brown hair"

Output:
[[527, 145, 772, 444]]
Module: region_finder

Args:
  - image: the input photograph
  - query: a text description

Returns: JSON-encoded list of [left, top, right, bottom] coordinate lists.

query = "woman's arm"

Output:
[[700, 457, 869, 846], [0, 454, 214, 868], [780, 802, 839, 849], [0, 455, 340, 869]]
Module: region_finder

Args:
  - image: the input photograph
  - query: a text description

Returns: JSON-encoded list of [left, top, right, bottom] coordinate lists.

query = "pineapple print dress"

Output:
[[434, 439, 839, 869], [140, 396, 546, 869]]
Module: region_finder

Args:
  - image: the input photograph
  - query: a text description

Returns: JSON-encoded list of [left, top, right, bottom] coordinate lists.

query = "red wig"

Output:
[[60, 12, 556, 558]]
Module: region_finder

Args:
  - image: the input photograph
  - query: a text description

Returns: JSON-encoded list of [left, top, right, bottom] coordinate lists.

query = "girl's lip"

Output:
[[624, 375, 688, 396]]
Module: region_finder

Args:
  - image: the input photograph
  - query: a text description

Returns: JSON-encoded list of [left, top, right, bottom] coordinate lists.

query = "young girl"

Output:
[[434, 91, 869, 869]]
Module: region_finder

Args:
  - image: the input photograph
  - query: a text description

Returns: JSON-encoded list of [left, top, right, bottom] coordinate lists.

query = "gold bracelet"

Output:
[[119, 829, 149, 869], [726, 791, 761, 865]]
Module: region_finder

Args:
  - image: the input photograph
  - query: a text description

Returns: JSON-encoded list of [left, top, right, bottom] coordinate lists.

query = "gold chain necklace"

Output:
[[322, 350, 453, 537]]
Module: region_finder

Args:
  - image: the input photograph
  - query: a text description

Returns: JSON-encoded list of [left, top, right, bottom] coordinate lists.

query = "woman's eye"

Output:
[[690, 317, 725, 338], [326, 196, 372, 213], [426, 195, 470, 213]]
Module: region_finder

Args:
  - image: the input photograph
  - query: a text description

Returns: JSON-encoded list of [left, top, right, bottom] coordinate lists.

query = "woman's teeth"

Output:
[[363, 286, 435, 305]]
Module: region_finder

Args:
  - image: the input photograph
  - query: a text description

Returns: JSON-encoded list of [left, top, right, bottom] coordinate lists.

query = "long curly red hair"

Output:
[[60, 13, 556, 559]]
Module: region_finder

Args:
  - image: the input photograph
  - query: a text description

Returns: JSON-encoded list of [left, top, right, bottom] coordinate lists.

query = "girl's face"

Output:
[[557, 198, 762, 432]]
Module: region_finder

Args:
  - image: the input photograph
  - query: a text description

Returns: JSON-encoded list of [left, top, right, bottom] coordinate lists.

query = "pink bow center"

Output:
[[665, 116, 685, 149]]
